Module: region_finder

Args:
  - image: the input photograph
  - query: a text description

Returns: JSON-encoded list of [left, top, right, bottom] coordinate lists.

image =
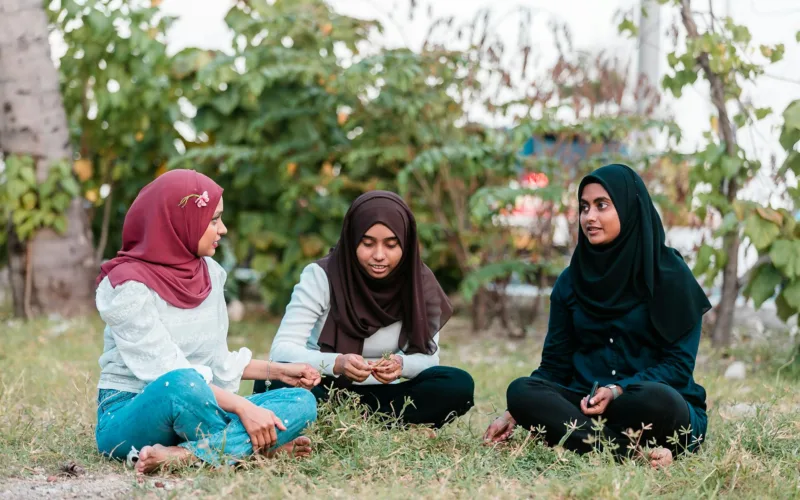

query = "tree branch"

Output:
[[680, 0, 736, 159]]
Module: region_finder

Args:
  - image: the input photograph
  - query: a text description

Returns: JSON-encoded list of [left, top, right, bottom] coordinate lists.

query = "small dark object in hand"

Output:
[[587, 381, 599, 407]]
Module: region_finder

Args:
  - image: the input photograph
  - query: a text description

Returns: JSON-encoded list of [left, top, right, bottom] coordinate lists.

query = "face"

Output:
[[197, 197, 227, 257], [356, 223, 403, 279], [579, 183, 621, 245]]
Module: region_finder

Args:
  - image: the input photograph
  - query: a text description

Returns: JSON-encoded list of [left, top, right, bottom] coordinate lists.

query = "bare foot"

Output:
[[648, 447, 674, 469], [266, 437, 312, 459], [134, 444, 192, 474]]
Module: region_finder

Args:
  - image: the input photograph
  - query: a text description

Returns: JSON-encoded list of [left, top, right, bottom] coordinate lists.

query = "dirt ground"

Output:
[[0, 472, 190, 499]]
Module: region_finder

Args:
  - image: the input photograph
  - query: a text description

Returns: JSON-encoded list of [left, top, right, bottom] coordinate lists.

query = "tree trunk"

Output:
[[712, 233, 740, 345], [0, 0, 95, 318]]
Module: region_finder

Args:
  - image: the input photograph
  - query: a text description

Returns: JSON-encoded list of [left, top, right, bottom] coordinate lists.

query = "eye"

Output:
[[598, 202, 608, 210], [361, 240, 373, 248]]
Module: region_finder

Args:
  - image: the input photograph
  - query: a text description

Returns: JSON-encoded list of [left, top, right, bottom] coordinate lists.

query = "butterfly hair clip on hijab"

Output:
[[178, 191, 210, 208]]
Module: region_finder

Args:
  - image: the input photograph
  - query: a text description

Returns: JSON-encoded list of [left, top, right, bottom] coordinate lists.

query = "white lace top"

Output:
[[269, 263, 439, 385], [96, 257, 252, 394]]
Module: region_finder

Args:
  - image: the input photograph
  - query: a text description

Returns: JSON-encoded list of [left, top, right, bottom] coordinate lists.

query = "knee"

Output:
[[506, 377, 531, 409], [506, 377, 550, 416], [440, 367, 475, 409], [625, 382, 686, 416], [284, 388, 318, 426]]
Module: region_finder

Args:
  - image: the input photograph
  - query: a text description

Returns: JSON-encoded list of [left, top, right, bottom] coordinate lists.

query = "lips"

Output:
[[369, 264, 388, 274], [586, 226, 601, 236]]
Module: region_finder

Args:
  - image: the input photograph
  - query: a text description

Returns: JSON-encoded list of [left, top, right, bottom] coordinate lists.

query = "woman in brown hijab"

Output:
[[254, 191, 474, 428]]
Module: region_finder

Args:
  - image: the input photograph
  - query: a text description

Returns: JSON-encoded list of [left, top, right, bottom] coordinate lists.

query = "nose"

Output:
[[219, 220, 228, 236], [373, 246, 386, 262]]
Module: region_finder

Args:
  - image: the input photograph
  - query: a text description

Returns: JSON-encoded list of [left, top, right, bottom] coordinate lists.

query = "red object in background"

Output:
[[512, 172, 550, 217], [522, 172, 549, 188]]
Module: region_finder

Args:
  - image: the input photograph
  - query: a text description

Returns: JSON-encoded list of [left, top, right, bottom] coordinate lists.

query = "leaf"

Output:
[[617, 18, 638, 37], [780, 100, 800, 150], [19, 166, 36, 187], [743, 264, 781, 308], [782, 280, 800, 310], [721, 156, 742, 178], [769, 239, 800, 279], [693, 243, 715, 276], [754, 107, 771, 120], [251, 254, 278, 274], [779, 151, 800, 178], [211, 91, 240, 116], [73, 159, 93, 182], [21, 192, 37, 210], [756, 206, 783, 226], [298, 235, 325, 257], [774, 291, 796, 322], [6, 179, 28, 200], [744, 213, 780, 251], [52, 216, 67, 234]]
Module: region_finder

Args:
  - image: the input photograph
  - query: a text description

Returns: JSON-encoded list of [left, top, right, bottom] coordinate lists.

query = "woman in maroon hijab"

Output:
[[256, 191, 474, 428], [95, 170, 321, 474]]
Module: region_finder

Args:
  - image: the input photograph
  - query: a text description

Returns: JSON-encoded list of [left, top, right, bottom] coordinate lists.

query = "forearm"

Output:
[[241, 359, 286, 381], [210, 384, 249, 414], [616, 362, 689, 388]]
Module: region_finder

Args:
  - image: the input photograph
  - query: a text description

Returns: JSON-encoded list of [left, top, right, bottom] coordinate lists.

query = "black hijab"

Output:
[[316, 191, 452, 355], [569, 164, 711, 343]]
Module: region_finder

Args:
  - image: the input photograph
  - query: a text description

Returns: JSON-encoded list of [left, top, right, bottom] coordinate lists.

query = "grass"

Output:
[[1, 312, 799, 499]]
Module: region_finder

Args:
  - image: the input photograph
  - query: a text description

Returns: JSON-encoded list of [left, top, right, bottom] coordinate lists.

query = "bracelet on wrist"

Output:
[[604, 384, 621, 399], [263, 360, 272, 389]]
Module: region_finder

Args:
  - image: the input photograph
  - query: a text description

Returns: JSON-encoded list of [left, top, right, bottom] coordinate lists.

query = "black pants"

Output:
[[254, 366, 475, 428], [506, 377, 692, 457]]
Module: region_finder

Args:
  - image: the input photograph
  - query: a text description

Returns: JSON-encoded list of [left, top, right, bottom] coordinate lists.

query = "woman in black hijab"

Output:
[[255, 191, 474, 428], [484, 164, 711, 468]]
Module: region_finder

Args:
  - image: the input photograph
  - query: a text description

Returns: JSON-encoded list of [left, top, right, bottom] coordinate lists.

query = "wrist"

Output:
[[604, 384, 622, 399], [232, 396, 253, 416], [333, 354, 344, 375], [500, 411, 515, 424], [267, 360, 283, 380]]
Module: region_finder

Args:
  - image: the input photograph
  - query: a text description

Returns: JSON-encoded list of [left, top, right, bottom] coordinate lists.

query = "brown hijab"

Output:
[[316, 191, 452, 356]]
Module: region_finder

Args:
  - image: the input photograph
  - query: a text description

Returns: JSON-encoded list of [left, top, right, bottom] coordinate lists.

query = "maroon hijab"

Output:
[[316, 191, 452, 356], [96, 169, 224, 309]]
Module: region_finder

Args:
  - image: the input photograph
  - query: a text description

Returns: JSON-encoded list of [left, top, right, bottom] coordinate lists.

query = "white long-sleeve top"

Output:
[[96, 257, 252, 394], [269, 263, 439, 385]]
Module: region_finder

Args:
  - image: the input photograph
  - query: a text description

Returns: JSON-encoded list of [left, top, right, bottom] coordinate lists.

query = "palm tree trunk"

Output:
[[0, 0, 95, 317]]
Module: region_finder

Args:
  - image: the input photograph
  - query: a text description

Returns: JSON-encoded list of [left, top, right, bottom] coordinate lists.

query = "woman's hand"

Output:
[[274, 362, 321, 389], [371, 355, 403, 384], [483, 411, 516, 444], [236, 400, 287, 453], [580, 386, 618, 415], [333, 354, 372, 382]]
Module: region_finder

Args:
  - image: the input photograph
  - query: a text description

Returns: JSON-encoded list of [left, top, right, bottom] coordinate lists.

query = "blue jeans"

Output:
[[95, 369, 317, 466]]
